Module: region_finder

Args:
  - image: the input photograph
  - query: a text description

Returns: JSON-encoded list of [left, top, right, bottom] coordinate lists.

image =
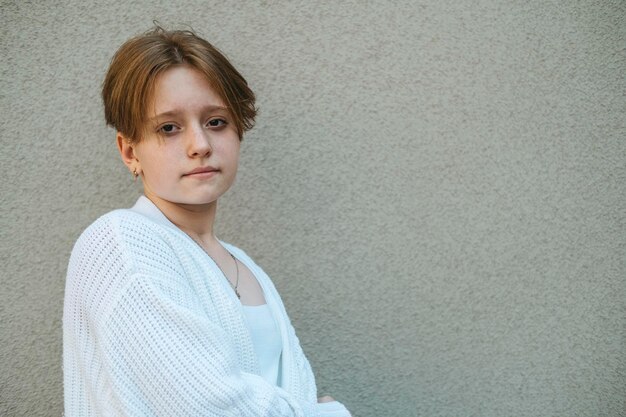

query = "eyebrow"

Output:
[[147, 105, 230, 123]]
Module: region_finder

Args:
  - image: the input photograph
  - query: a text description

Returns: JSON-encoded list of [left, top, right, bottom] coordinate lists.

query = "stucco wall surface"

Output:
[[1, 1, 625, 416]]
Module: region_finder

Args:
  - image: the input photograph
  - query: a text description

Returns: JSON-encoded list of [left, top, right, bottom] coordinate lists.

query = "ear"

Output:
[[117, 132, 141, 175]]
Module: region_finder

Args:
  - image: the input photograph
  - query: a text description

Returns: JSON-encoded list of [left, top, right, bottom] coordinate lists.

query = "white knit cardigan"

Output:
[[63, 196, 350, 416]]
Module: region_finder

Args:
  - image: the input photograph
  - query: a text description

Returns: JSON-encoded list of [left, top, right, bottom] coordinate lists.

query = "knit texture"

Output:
[[63, 197, 350, 416]]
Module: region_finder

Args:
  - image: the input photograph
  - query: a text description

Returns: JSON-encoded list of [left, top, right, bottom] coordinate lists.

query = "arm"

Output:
[[94, 271, 353, 416], [97, 272, 313, 416]]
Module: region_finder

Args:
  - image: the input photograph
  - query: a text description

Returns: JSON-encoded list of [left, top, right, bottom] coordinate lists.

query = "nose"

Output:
[[186, 125, 212, 157]]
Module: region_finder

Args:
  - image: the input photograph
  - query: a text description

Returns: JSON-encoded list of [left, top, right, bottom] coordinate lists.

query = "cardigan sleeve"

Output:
[[64, 213, 351, 417], [97, 272, 309, 416]]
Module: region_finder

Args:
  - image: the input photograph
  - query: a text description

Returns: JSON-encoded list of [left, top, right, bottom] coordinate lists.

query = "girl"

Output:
[[63, 26, 351, 417]]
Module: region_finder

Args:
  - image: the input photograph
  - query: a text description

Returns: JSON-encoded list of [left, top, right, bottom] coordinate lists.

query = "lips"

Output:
[[183, 166, 219, 176]]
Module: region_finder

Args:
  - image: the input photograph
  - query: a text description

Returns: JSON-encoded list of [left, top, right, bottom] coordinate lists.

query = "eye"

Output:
[[206, 118, 227, 128], [158, 123, 180, 135]]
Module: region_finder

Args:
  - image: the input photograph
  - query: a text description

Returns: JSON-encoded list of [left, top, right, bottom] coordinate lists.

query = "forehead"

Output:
[[148, 65, 227, 116]]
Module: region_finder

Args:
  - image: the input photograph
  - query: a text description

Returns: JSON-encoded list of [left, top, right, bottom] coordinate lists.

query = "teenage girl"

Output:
[[63, 26, 351, 417]]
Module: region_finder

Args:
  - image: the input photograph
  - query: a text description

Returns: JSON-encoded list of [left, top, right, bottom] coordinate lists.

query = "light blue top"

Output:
[[242, 304, 283, 386], [242, 304, 349, 415]]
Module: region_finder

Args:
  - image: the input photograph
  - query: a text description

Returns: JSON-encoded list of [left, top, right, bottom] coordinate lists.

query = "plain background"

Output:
[[1, 1, 625, 416]]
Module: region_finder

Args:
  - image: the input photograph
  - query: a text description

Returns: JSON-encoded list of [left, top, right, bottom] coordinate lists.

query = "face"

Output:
[[120, 65, 241, 211]]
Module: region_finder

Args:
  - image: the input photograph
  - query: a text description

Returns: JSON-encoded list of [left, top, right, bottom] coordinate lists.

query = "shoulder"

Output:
[[69, 209, 132, 267], [67, 209, 185, 298], [65, 210, 137, 323], [69, 209, 155, 269], [73, 208, 153, 241], [66, 209, 197, 323], [71, 208, 183, 261], [67, 209, 146, 279]]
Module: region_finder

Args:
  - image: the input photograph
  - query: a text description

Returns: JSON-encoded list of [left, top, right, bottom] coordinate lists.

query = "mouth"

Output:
[[183, 166, 220, 177]]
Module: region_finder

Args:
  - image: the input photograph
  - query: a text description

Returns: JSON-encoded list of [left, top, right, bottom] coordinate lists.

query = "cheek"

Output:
[[228, 150, 241, 174], [229, 141, 242, 163], [137, 148, 173, 180], [217, 142, 240, 167]]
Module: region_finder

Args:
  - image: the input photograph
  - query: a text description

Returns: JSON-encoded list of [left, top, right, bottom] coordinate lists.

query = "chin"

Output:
[[178, 196, 220, 206], [183, 192, 226, 206]]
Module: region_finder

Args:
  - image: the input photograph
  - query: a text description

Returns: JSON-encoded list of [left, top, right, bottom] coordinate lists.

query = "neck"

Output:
[[144, 192, 219, 248]]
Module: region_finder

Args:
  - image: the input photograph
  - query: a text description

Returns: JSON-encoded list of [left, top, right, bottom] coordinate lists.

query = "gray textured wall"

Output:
[[1, 1, 625, 416]]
